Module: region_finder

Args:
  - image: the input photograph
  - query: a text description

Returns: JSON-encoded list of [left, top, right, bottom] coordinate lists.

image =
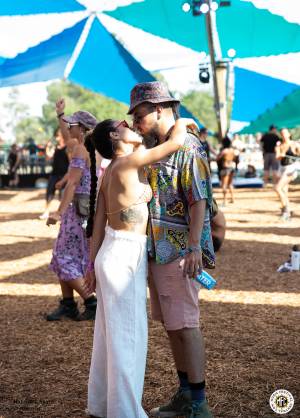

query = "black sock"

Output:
[[177, 370, 189, 391], [189, 381, 206, 403]]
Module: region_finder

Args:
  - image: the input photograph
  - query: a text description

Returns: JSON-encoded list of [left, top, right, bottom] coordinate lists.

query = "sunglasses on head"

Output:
[[114, 120, 130, 130], [67, 122, 80, 129]]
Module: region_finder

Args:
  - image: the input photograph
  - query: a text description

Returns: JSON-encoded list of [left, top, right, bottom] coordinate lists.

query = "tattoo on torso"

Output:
[[120, 208, 144, 224]]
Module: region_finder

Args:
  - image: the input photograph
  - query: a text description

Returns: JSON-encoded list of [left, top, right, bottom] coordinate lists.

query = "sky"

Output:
[[0, 0, 300, 139]]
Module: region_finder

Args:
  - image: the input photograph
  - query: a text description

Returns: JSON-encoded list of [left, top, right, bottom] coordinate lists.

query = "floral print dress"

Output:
[[50, 157, 91, 281]]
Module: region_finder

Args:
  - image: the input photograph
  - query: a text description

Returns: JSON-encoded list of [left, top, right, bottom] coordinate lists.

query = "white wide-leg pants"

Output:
[[87, 226, 148, 418]]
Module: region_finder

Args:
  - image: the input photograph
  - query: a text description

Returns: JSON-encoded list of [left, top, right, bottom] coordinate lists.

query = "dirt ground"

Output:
[[0, 186, 299, 418]]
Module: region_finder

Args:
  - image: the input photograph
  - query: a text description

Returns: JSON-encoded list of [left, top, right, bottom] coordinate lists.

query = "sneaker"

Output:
[[39, 211, 49, 220], [150, 388, 191, 417], [46, 299, 79, 321], [76, 296, 97, 321], [182, 400, 213, 418]]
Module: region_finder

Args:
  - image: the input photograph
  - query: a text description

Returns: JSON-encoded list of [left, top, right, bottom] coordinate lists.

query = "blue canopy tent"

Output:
[[0, 0, 85, 15], [231, 67, 299, 132], [0, 14, 200, 123]]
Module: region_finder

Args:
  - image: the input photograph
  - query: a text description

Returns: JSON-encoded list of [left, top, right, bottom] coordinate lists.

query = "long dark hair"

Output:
[[84, 133, 98, 238], [84, 120, 118, 238]]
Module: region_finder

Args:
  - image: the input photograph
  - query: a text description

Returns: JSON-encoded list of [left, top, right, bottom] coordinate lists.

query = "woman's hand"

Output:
[[55, 180, 64, 190], [175, 118, 199, 132], [84, 270, 96, 294], [56, 98, 65, 115], [46, 211, 61, 226]]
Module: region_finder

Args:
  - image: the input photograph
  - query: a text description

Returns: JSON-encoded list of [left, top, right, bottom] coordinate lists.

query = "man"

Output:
[[260, 125, 280, 184], [129, 81, 215, 418], [198, 127, 217, 172]]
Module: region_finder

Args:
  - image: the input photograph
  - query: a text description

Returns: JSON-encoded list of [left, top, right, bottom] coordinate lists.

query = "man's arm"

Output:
[[182, 200, 206, 279]]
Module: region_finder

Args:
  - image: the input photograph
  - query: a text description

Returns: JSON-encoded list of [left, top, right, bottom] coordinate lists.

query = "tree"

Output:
[[180, 90, 217, 133], [41, 80, 128, 135], [15, 116, 47, 144]]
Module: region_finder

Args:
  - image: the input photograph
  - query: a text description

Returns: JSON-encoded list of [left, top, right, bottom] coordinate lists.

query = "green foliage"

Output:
[[41, 80, 128, 135], [180, 90, 217, 132], [15, 116, 47, 144]]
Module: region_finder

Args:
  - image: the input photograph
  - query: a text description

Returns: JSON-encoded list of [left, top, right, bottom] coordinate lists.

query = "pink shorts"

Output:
[[148, 258, 201, 331]]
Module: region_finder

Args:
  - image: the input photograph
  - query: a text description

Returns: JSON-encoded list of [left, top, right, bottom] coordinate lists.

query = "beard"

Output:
[[141, 124, 160, 149]]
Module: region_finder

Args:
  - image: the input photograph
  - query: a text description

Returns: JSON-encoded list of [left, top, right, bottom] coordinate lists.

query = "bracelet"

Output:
[[57, 112, 64, 118], [86, 260, 95, 273], [187, 245, 201, 253]]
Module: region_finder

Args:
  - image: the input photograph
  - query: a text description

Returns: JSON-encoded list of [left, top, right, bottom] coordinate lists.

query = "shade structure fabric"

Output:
[[0, 19, 87, 86], [0, 0, 85, 16], [232, 67, 299, 123], [0, 15, 200, 125], [106, 0, 300, 58], [240, 88, 300, 133]]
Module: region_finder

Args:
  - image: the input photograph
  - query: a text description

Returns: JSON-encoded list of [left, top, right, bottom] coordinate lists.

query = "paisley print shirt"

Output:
[[147, 132, 215, 268]]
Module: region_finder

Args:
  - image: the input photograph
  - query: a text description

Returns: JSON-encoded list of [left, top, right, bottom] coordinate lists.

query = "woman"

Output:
[[7, 144, 21, 187], [84, 118, 197, 418], [217, 136, 238, 206], [275, 128, 300, 220], [39, 127, 70, 220], [46, 106, 98, 321]]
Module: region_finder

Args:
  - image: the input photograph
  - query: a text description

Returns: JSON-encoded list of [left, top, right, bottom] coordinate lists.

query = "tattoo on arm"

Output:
[[120, 208, 144, 224]]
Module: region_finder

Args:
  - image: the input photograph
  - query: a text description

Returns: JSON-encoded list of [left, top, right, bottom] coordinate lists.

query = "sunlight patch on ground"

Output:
[[1, 283, 299, 307]]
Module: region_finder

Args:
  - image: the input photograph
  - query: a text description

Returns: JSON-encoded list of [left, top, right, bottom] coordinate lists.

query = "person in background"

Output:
[[245, 164, 257, 178], [260, 125, 280, 185], [46, 101, 98, 321], [198, 127, 217, 172], [26, 137, 39, 174], [39, 128, 70, 220], [217, 136, 238, 206], [275, 128, 300, 220], [210, 199, 226, 252], [7, 144, 21, 187]]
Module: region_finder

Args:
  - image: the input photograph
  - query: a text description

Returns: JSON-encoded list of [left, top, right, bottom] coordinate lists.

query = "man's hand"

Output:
[[84, 270, 96, 294], [181, 249, 203, 279], [56, 98, 65, 115], [46, 211, 61, 226]]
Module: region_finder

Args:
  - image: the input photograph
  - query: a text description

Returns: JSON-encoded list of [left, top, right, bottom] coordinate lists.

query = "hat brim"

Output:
[[127, 97, 180, 115], [62, 115, 78, 124]]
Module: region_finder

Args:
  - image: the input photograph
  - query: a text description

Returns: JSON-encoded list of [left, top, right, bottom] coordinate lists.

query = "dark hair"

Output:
[[84, 133, 98, 238], [269, 124, 277, 131], [222, 136, 232, 149], [85, 120, 119, 238], [91, 119, 118, 160]]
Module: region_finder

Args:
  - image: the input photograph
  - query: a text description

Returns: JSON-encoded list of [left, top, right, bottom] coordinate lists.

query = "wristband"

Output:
[[86, 260, 95, 273], [57, 112, 64, 118], [187, 245, 201, 253]]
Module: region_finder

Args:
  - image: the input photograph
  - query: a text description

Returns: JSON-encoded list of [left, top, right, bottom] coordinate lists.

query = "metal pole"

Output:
[[205, 0, 223, 140]]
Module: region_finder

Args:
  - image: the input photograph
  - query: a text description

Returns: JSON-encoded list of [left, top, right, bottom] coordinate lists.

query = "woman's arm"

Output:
[[47, 145, 86, 225], [56, 98, 71, 144], [89, 190, 107, 262], [275, 142, 284, 160], [84, 191, 107, 294], [55, 173, 69, 190], [127, 118, 198, 168]]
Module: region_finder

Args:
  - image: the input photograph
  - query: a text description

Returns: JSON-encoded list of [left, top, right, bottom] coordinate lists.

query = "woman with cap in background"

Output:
[[46, 99, 98, 321]]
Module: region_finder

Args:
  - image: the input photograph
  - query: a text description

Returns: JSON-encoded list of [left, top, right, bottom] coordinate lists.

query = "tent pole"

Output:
[[205, 0, 224, 141]]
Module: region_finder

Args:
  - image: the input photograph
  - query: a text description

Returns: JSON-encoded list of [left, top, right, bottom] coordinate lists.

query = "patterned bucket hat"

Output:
[[127, 81, 180, 114], [62, 111, 98, 130]]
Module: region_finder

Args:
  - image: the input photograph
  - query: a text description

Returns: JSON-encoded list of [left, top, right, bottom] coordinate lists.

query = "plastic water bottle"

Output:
[[194, 270, 217, 289], [291, 245, 300, 271]]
